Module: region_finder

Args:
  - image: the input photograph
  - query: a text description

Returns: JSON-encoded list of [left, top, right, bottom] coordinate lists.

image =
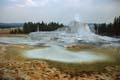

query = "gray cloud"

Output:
[[0, 0, 120, 24]]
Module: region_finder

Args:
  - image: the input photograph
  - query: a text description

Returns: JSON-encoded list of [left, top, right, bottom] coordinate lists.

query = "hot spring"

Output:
[[23, 46, 114, 63]]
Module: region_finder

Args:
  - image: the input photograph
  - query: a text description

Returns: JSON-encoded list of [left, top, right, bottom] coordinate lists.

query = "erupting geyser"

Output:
[[29, 15, 120, 44]]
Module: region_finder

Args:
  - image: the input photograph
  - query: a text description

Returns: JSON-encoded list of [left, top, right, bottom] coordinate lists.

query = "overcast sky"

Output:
[[0, 0, 120, 24]]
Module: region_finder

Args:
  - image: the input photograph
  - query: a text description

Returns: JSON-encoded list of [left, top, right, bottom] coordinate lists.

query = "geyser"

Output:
[[29, 17, 120, 44]]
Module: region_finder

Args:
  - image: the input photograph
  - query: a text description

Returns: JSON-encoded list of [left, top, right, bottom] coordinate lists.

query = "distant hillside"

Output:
[[0, 23, 23, 29]]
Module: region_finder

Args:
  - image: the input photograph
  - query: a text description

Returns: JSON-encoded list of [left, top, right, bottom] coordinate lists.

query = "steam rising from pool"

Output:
[[23, 46, 109, 63]]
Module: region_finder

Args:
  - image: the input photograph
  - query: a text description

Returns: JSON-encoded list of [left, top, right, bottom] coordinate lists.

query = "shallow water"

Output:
[[0, 37, 119, 65], [0, 37, 41, 45], [0, 37, 120, 47], [23, 46, 111, 63]]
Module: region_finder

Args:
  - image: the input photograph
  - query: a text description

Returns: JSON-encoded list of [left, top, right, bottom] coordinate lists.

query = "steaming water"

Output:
[[23, 46, 110, 63]]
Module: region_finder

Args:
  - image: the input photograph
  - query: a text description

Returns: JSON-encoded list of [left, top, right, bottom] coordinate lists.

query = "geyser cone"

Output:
[[68, 20, 120, 42]]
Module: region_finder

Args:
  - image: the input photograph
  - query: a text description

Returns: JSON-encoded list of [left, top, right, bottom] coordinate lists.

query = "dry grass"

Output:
[[0, 44, 120, 80], [0, 34, 27, 37]]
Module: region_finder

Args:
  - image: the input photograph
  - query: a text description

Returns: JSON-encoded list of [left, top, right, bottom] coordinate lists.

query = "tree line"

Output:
[[10, 16, 120, 37], [94, 16, 120, 37], [10, 21, 64, 34]]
